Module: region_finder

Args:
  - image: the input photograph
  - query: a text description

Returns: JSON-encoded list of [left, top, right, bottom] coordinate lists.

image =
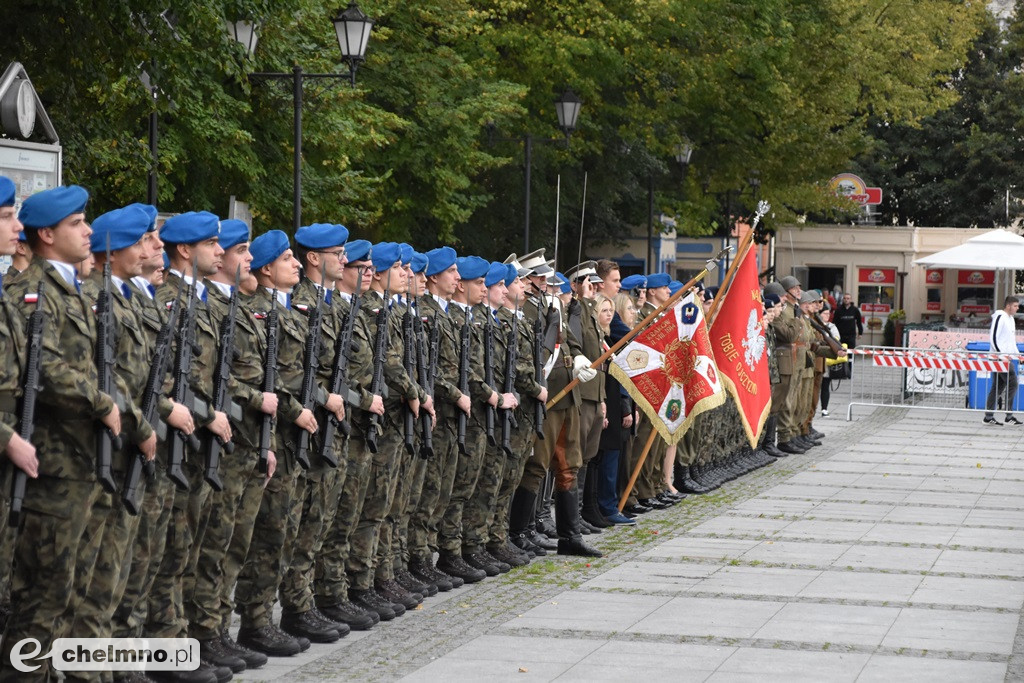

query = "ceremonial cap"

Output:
[[764, 293, 781, 309], [124, 203, 158, 231], [346, 239, 372, 263], [19, 185, 89, 229], [399, 243, 414, 266], [703, 286, 718, 302], [485, 261, 507, 287], [296, 223, 348, 249], [504, 263, 519, 286], [779, 275, 802, 291], [218, 219, 250, 250], [160, 211, 220, 244], [0, 177, 15, 207], [503, 253, 532, 277], [250, 230, 291, 270], [620, 274, 646, 291], [425, 246, 457, 276], [646, 272, 670, 289], [565, 260, 601, 283], [90, 205, 151, 252], [519, 248, 552, 276], [763, 282, 786, 299], [371, 242, 401, 272], [456, 255, 489, 281], [411, 251, 428, 274], [668, 280, 683, 295]]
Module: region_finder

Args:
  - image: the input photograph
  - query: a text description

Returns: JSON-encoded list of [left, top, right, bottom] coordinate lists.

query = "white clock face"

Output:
[[16, 81, 36, 138]]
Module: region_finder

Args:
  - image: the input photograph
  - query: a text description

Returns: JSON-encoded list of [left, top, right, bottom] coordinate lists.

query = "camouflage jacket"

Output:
[[418, 294, 461, 418], [449, 301, 498, 407], [0, 274, 26, 451]]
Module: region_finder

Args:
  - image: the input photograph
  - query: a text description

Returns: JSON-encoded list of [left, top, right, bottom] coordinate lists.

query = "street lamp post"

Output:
[[647, 139, 695, 272], [489, 88, 582, 253], [227, 2, 374, 230]]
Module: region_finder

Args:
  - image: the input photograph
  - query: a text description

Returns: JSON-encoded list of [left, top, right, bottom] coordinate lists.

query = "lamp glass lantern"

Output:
[[226, 18, 260, 58], [555, 88, 583, 137], [674, 140, 694, 166], [333, 3, 374, 63]]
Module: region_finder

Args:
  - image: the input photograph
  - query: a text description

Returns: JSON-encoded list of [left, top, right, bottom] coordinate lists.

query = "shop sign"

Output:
[[861, 303, 892, 313], [830, 173, 883, 206], [857, 268, 895, 284], [959, 304, 991, 314], [957, 270, 995, 286], [926, 301, 941, 311], [925, 270, 944, 284]]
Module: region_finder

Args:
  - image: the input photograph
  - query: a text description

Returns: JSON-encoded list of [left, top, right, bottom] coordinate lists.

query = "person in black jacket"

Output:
[[833, 292, 863, 349]]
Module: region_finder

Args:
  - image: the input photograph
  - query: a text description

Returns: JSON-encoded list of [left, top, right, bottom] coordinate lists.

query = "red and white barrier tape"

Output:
[[846, 347, 1015, 372]]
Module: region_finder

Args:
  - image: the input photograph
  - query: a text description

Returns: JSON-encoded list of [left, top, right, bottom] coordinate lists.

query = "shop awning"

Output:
[[913, 229, 1024, 271]]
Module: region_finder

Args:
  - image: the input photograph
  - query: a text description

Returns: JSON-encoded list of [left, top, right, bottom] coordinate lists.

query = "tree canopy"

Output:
[[1, 0, 988, 265]]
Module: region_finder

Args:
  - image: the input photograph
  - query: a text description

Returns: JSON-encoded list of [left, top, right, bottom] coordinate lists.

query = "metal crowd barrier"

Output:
[[845, 345, 1022, 421]]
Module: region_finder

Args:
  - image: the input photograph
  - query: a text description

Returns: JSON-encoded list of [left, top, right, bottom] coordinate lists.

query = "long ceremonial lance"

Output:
[[577, 171, 588, 266], [619, 429, 657, 512], [707, 200, 771, 325], [544, 245, 733, 409], [554, 174, 561, 270]]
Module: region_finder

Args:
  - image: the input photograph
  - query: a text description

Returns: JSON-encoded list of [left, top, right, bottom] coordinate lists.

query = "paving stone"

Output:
[[776, 519, 875, 542], [708, 648, 870, 682], [688, 516, 791, 538], [932, 548, 1024, 578], [856, 656, 1006, 682], [803, 501, 894, 522], [691, 565, 821, 598], [579, 560, 716, 593], [948, 526, 1024, 550], [627, 596, 786, 639], [881, 608, 1019, 655], [741, 540, 852, 567], [831, 545, 941, 572], [860, 522, 959, 546], [503, 590, 671, 634], [557, 640, 736, 681], [881, 506, 970, 526], [640, 536, 761, 561], [753, 602, 900, 647], [797, 570, 923, 603], [910, 575, 1024, 609]]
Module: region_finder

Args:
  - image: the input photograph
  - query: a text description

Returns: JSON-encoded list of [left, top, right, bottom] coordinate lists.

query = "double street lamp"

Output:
[[489, 89, 583, 253], [227, 2, 374, 230]]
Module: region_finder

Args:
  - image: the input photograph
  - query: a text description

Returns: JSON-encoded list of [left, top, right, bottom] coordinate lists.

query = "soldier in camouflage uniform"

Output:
[[313, 239, 385, 627], [461, 262, 520, 575], [233, 231, 320, 657], [0, 186, 124, 680], [0, 177, 38, 630], [346, 242, 432, 617], [277, 224, 353, 644], [407, 246, 469, 591], [182, 219, 273, 672], [436, 255, 500, 584]]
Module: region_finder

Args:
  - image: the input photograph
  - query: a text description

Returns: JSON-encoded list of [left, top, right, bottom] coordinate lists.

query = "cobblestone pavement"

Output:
[[232, 388, 1024, 681]]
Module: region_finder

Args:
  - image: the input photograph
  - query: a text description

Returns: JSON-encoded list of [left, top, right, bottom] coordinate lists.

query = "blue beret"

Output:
[[456, 256, 489, 281], [371, 242, 401, 272], [295, 222, 348, 249], [621, 274, 646, 291], [646, 272, 670, 289], [411, 251, 428, 274], [124, 203, 158, 231], [90, 205, 152, 253], [668, 280, 683, 295], [556, 272, 572, 295], [346, 239, 371, 263], [399, 243, 414, 266], [162, 252, 170, 270], [504, 263, 519, 287], [0, 177, 15, 207], [219, 219, 250, 250], [425, 246, 457, 277], [250, 230, 291, 270], [17, 231, 26, 242], [160, 211, 220, 244], [19, 185, 89, 229], [485, 261, 507, 288]]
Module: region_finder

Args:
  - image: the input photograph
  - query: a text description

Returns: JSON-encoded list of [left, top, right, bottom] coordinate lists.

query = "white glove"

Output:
[[573, 355, 597, 383]]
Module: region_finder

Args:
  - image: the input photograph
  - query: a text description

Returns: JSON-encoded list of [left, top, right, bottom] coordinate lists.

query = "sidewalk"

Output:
[[236, 396, 1024, 681]]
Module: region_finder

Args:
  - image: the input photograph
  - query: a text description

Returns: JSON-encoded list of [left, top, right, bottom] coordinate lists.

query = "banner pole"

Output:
[[544, 246, 731, 410], [618, 428, 658, 512], [707, 229, 755, 326]]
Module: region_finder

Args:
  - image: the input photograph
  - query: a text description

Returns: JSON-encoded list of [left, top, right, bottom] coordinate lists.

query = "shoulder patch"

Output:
[[253, 311, 267, 320], [23, 293, 38, 304]]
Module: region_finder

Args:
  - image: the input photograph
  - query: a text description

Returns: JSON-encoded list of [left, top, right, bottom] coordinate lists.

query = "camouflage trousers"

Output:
[[0, 466, 15, 608], [675, 426, 698, 466], [390, 435, 428, 573], [488, 408, 534, 548], [281, 462, 343, 614], [375, 431, 418, 583], [234, 454, 304, 629], [0, 476, 102, 682], [462, 438, 506, 555], [217, 463, 265, 632], [520, 406, 580, 495], [407, 412, 459, 562], [113, 471, 175, 638], [438, 412, 487, 554], [147, 457, 211, 639], [347, 421, 403, 591], [185, 446, 264, 640], [315, 431, 371, 606]]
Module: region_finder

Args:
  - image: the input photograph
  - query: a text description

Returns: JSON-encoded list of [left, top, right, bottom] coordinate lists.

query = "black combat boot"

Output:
[[349, 587, 397, 621], [220, 631, 268, 669], [316, 600, 377, 630], [554, 489, 602, 557], [236, 624, 302, 657], [396, 566, 436, 597], [280, 610, 340, 643], [436, 550, 486, 583], [536, 471, 558, 538]]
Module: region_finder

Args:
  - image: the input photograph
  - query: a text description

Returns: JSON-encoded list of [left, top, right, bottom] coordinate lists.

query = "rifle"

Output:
[[167, 268, 201, 490], [366, 271, 392, 454], [9, 282, 45, 527], [205, 268, 241, 490], [94, 236, 122, 494], [319, 266, 366, 462], [501, 306, 520, 456], [257, 289, 279, 474], [122, 286, 183, 515], [296, 267, 328, 470], [415, 305, 438, 458], [401, 281, 417, 456], [456, 306, 470, 454], [532, 294, 547, 440], [483, 306, 497, 447], [810, 312, 845, 358]]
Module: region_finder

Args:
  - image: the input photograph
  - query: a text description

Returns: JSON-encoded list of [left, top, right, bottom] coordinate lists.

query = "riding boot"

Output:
[[535, 471, 557, 539], [554, 489, 601, 557]]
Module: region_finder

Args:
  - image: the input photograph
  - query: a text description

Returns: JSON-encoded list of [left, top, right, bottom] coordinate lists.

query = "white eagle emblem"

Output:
[[742, 309, 765, 370]]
